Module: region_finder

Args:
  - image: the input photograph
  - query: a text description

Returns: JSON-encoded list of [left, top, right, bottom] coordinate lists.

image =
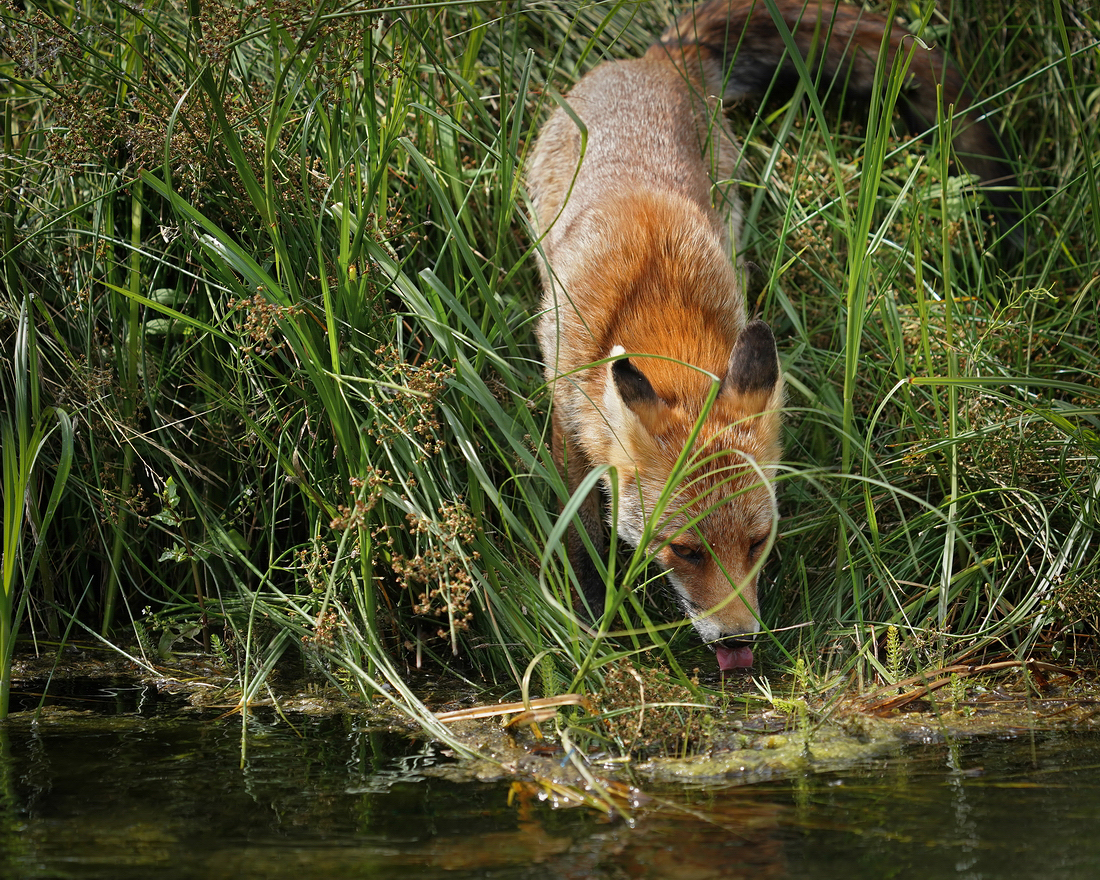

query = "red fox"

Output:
[[529, 0, 1014, 671]]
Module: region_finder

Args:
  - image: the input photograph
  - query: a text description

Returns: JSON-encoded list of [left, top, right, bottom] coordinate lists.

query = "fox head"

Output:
[[603, 320, 783, 665]]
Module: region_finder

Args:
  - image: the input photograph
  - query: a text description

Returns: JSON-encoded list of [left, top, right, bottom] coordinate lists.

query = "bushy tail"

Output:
[[649, 0, 1018, 220]]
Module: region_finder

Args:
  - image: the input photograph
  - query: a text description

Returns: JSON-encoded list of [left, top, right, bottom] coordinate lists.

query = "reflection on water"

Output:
[[2, 684, 1099, 879]]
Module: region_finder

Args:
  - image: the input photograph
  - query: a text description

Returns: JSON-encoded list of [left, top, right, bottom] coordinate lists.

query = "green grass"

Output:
[[1, 0, 1097, 738]]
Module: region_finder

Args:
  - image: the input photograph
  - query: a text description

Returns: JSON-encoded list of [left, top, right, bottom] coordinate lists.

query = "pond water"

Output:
[[3, 678, 1100, 879]]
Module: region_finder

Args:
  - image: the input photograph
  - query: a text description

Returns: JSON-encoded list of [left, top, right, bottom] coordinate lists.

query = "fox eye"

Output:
[[749, 536, 769, 561], [670, 543, 704, 563]]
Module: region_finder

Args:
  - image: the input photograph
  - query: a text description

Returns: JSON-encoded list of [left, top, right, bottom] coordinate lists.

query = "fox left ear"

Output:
[[720, 320, 781, 414], [611, 351, 658, 408]]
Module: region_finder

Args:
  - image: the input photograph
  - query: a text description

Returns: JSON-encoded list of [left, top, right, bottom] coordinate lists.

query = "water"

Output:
[[3, 680, 1099, 879]]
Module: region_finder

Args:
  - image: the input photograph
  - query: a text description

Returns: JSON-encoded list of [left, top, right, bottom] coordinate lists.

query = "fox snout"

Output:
[[654, 507, 772, 646], [660, 530, 762, 671]]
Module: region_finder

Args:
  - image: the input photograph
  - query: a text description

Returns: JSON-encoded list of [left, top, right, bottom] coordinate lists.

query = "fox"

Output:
[[528, 0, 1015, 671]]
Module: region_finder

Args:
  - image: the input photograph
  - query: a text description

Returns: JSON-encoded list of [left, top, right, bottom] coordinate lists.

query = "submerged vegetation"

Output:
[[1, 0, 1098, 764]]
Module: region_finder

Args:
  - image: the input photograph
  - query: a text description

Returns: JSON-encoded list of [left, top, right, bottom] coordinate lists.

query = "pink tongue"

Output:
[[715, 644, 754, 672]]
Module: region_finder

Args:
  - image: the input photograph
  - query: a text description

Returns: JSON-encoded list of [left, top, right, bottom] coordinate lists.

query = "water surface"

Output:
[[3, 680, 1099, 879]]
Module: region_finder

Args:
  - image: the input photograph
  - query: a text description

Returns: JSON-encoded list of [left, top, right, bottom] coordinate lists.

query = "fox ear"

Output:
[[611, 350, 658, 408], [720, 320, 781, 414], [609, 346, 668, 433]]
